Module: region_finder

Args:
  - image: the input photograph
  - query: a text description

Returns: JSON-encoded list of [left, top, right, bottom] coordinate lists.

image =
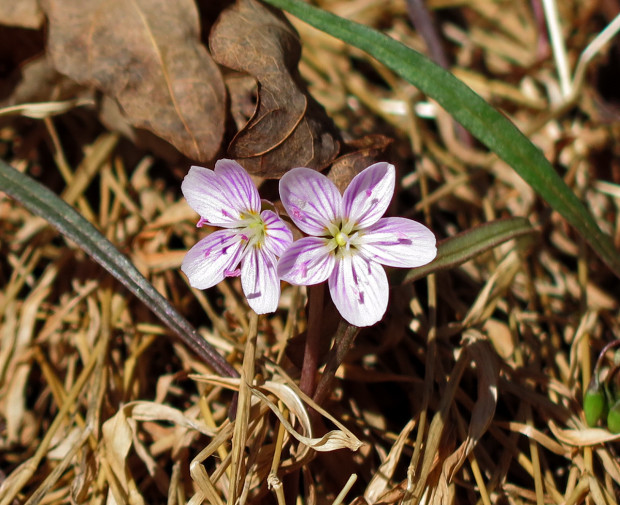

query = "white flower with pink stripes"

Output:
[[181, 159, 293, 314], [277, 162, 436, 327]]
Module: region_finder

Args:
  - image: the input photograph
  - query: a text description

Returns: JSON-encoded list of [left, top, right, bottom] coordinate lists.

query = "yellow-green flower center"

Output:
[[326, 225, 362, 259], [238, 212, 267, 248], [335, 231, 348, 247]]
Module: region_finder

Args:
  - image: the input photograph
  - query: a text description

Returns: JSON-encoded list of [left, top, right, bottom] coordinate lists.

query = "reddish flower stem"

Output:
[[299, 284, 325, 397], [313, 321, 360, 407]]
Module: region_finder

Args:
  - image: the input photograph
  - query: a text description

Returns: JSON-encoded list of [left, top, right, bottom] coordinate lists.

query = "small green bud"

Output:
[[607, 400, 620, 433], [584, 376, 607, 428], [584, 388, 607, 427]]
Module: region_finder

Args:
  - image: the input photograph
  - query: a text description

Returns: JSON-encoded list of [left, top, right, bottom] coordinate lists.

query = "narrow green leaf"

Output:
[[393, 217, 537, 284], [0, 159, 237, 378], [261, 0, 620, 278]]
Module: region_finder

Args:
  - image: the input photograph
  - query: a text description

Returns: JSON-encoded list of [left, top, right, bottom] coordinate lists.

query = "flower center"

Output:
[[238, 212, 267, 248], [328, 226, 361, 258], [334, 231, 348, 247]]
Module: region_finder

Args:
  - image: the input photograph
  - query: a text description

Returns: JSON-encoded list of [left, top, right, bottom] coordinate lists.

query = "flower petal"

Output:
[[342, 162, 395, 230], [241, 247, 280, 314], [181, 230, 246, 289], [181, 161, 259, 227], [279, 167, 341, 235], [328, 254, 389, 327], [213, 159, 261, 214], [277, 237, 336, 285], [260, 209, 294, 257], [358, 217, 437, 268]]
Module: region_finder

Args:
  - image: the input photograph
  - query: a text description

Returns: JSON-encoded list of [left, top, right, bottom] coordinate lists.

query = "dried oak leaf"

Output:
[[0, 0, 43, 29], [42, 0, 226, 162], [329, 134, 393, 192], [210, 0, 340, 178]]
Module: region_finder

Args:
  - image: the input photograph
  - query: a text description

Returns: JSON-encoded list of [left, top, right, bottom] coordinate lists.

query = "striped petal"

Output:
[[328, 254, 388, 327], [261, 209, 294, 257], [279, 167, 341, 236], [358, 217, 437, 268], [181, 160, 259, 227], [342, 162, 395, 230], [277, 237, 336, 285], [181, 230, 246, 290], [214, 159, 261, 214], [241, 247, 280, 314]]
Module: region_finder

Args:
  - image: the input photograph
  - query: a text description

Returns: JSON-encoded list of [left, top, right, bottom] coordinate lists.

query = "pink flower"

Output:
[[181, 160, 293, 314], [277, 162, 436, 326]]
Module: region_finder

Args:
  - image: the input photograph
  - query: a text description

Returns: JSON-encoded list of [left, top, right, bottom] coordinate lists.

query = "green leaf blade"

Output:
[[262, 0, 620, 277], [394, 217, 537, 284], [0, 159, 237, 378]]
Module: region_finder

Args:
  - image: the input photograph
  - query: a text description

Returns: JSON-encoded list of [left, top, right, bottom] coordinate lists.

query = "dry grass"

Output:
[[1, 0, 620, 503]]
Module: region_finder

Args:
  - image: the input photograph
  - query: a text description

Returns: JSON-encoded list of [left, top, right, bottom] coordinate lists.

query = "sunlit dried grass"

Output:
[[1, 0, 620, 504]]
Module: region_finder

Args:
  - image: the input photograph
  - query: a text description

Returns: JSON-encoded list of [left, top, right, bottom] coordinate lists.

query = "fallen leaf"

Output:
[[101, 401, 217, 500], [42, 0, 226, 162], [0, 26, 46, 102], [0, 56, 80, 108], [191, 374, 363, 453], [364, 419, 416, 503], [210, 0, 340, 177], [225, 73, 259, 131], [0, 0, 43, 29], [549, 421, 620, 446], [328, 134, 393, 191]]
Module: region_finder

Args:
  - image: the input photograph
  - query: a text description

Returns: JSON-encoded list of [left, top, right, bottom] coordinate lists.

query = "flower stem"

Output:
[[299, 284, 325, 397], [313, 321, 360, 407]]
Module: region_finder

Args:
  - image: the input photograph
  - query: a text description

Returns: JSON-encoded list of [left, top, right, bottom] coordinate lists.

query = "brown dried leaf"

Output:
[[0, 56, 82, 108], [101, 401, 217, 500], [549, 422, 620, 446], [42, 0, 226, 162], [364, 419, 416, 503], [0, 0, 43, 29], [329, 134, 393, 192], [210, 0, 340, 177], [499, 421, 570, 456], [226, 74, 259, 131], [191, 375, 363, 452]]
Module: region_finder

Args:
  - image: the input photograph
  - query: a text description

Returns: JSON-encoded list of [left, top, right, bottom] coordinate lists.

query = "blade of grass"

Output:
[[261, 0, 620, 278], [0, 159, 237, 378], [394, 217, 537, 284]]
